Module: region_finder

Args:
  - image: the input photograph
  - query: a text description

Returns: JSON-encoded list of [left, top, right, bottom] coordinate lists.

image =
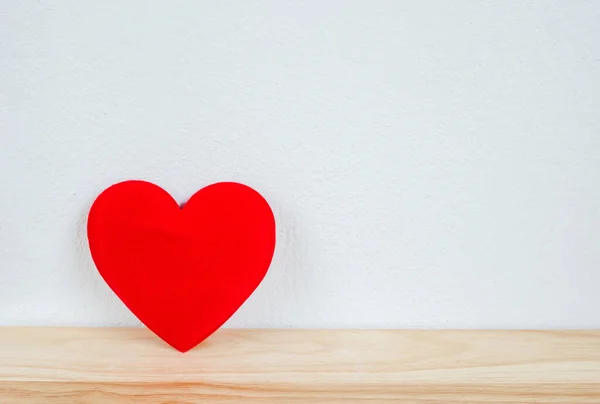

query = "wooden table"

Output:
[[1, 328, 599, 403]]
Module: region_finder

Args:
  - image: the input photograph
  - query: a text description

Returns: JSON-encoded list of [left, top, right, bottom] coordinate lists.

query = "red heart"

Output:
[[87, 180, 276, 352]]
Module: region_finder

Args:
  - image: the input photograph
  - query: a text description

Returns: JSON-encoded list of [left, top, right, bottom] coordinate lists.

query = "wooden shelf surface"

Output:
[[0, 328, 599, 403]]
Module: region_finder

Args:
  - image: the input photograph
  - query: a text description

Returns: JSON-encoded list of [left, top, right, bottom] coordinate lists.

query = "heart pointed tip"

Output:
[[168, 340, 200, 353]]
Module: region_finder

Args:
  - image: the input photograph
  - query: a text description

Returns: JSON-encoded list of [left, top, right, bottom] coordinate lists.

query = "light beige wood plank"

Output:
[[0, 328, 599, 403]]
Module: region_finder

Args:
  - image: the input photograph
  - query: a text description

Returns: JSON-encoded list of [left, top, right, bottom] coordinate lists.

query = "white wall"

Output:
[[1, 1, 599, 328]]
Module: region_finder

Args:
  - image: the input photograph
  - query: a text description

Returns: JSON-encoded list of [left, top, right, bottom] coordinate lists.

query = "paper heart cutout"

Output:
[[87, 180, 276, 352]]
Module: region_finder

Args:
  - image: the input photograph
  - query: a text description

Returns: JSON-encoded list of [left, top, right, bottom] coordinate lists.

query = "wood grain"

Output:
[[0, 328, 599, 403]]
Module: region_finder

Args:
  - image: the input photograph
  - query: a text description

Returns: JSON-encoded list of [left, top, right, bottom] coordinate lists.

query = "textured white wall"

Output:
[[1, 1, 600, 328]]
